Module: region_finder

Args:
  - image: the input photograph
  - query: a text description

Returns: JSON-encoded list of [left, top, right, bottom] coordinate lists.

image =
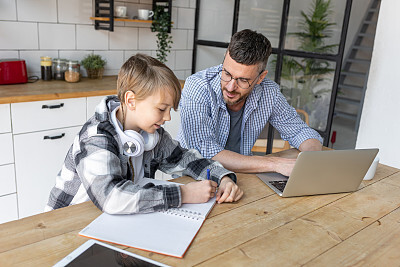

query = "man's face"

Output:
[[220, 52, 266, 111]]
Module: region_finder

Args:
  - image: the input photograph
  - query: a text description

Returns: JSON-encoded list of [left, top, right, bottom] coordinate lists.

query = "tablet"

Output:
[[53, 240, 169, 267]]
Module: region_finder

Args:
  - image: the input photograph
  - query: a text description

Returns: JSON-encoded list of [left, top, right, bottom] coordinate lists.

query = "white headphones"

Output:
[[111, 106, 159, 157]]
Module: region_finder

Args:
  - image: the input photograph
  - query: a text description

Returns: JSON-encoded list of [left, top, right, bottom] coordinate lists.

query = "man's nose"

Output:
[[225, 79, 237, 91]]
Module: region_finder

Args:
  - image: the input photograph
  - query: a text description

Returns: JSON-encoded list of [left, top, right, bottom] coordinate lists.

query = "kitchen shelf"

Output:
[[92, 0, 172, 32], [90, 17, 152, 23]]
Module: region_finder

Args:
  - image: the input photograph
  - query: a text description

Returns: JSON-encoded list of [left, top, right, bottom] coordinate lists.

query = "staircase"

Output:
[[334, 0, 381, 131]]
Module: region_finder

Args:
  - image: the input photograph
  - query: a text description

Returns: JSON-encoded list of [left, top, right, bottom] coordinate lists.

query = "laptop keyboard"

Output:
[[269, 180, 287, 193]]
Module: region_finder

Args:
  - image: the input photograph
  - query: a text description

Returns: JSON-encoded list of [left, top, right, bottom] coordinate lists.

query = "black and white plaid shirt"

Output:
[[45, 95, 236, 214]]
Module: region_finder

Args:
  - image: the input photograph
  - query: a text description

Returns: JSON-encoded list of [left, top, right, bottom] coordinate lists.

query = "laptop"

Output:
[[256, 148, 379, 197]]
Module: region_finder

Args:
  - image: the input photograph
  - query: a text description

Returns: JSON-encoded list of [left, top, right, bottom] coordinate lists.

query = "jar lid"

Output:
[[53, 58, 66, 63], [40, 56, 52, 61], [67, 60, 79, 64]]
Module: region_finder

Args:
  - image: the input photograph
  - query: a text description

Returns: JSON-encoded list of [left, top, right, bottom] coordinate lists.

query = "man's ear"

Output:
[[125, 91, 136, 110], [257, 70, 268, 84]]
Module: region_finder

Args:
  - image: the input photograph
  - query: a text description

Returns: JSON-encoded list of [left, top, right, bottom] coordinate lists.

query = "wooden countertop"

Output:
[[0, 76, 185, 104], [1, 149, 400, 266]]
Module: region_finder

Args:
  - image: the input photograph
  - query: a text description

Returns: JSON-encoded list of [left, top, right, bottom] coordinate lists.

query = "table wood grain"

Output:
[[1, 149, 398, 266]]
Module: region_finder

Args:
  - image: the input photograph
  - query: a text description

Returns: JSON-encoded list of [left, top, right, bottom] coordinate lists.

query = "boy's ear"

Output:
[[125, 91, 136, 110]]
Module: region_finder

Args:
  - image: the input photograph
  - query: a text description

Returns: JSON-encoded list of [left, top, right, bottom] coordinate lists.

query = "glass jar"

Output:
[[65, 60, 80, 83], [53, 58, 67, 80], [40, 56, 52, 81]]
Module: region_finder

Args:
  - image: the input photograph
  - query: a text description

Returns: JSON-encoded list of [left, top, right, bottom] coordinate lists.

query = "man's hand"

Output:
[[180, 180, 218, 203], [216, 176, 243, 204], [271, 157, 297, 177]]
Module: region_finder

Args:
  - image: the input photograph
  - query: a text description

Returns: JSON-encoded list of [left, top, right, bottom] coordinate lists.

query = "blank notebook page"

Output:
[[79, 178, 216, 258]]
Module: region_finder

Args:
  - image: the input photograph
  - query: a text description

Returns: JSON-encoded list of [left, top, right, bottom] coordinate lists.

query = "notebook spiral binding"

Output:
[[162, 208, 203, 220]]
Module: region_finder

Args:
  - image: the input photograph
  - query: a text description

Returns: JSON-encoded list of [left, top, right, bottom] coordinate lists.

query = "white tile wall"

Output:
[[0, 0, 17, 20], [95, 50, 124, 76], [175, 50, 192, 70], [171, 29, 188, 50], [0, 21, 38, 49], [189, 0, 196, 9], [174, 70, 186, 80], [187, 29, 194, 49], [110, 27, 139, 50], [1, 0, 195, 78], [0, 51, 19, 59], [59, 50, 93, 63], [77, 25, 109, 50], [177, 8, 195, 29], [173, 0, 190, 8], [58, 0, 93, 24], [39, 23, 75, 50], [17, 0, 57, 23], [138, 28, 157, 50], [124, 50, 151, 60]]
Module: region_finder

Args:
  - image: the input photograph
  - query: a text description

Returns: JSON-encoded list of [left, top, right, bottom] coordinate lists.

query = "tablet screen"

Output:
[[56, 241, 166, 267]]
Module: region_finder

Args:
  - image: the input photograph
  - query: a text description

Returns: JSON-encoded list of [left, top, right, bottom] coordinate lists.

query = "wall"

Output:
[[356, 0, 400, 168], [0, 0, 195, 80]]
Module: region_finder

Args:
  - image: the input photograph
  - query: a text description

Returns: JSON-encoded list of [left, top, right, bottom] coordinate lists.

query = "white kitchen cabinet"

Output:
[[0, 164, 16, 196], [11, 97, 87, 134], [14, 126, 82, 219], [0, 194, 18, 224], [0, 104, 11, 133], [0, 133, 14, 165]]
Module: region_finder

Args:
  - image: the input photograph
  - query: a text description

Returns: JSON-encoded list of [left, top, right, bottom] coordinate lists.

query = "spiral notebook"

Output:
[[79, 178, 216, 258]]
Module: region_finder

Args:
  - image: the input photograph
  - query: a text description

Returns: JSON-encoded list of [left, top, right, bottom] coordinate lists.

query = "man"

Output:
[[177, 29, 322, 176]]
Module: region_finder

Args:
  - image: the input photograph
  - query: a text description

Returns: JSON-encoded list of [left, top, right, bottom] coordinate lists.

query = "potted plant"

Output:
[[81, 54, 107, 79], [151, 5, 173, 64]]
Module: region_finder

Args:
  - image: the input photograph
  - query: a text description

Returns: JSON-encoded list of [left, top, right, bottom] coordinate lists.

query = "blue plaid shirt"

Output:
[[177, 65, 323, 158]]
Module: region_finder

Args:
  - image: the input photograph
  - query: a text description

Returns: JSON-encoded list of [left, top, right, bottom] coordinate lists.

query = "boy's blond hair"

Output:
[[117, 54, 181, 110]]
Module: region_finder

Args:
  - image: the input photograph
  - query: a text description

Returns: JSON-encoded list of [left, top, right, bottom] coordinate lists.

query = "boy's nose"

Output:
[[164, 111, 171, 122]]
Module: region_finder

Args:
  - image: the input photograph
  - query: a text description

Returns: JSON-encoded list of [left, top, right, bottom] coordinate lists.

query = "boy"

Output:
[[45, 54, 243, 214]]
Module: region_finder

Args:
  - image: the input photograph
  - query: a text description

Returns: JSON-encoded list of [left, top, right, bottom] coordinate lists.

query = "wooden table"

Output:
[[1, 149, 400, 266]]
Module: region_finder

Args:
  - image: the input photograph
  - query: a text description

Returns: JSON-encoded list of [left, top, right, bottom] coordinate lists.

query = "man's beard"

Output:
[[222, 87, 251, 106]]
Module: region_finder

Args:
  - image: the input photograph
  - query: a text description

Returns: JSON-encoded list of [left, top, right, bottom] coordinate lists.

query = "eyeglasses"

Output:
[[220, 68, 263, 89]]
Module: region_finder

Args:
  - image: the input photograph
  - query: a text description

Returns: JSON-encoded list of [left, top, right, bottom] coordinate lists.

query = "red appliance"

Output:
[[0, 59, 28, 85]]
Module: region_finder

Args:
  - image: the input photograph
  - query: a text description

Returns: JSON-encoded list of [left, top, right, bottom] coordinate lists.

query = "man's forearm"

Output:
[[298, 138, 322, 152], [212, 149, 294, 174]]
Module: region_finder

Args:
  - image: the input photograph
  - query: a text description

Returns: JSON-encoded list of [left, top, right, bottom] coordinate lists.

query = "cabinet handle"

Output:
[[43, 133, 65, 140], [42, 103, 64, 109]]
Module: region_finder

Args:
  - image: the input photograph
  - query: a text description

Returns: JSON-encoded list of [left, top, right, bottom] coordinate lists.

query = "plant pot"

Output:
[[87, 68, 104, 79]]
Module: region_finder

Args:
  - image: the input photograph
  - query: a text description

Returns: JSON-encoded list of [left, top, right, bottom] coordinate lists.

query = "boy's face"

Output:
[[128, 89, 174, 134]]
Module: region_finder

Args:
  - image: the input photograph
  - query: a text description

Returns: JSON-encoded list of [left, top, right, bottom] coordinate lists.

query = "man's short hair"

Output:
[[227, 29, 272, 71]]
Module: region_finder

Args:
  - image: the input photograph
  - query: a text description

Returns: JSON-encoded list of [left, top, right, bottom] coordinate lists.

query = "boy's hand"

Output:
[[180, 180, 218, 203], [216, 177, 243, 204]]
